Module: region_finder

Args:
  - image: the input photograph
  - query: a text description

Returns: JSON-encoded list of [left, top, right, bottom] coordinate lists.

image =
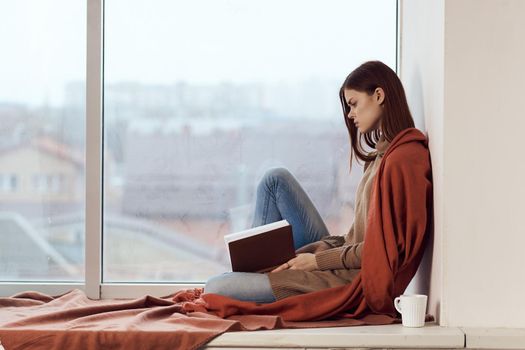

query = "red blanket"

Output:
[[0, 127, 434, 350]]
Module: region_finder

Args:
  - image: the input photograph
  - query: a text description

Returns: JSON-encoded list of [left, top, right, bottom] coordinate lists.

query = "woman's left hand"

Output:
[[270, 253, 319, 273]]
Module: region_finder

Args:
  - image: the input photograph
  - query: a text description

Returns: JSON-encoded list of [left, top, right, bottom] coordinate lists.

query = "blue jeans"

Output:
[[204, 167, 331, 303]]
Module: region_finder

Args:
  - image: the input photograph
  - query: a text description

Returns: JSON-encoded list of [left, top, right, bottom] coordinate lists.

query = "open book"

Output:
[[224, 219, 296, 273]]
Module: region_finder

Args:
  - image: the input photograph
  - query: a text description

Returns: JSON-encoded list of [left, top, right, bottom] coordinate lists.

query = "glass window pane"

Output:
[[0, 1, 86, 281], [103, 0, 397, 282]]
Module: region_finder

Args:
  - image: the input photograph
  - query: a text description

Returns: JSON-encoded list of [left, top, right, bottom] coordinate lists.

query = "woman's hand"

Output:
[[270, 253, 319, 273]]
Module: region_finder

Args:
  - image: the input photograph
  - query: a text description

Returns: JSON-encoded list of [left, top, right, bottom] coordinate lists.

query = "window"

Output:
[[0, 0, 86, 283], [0, 174, 17, 192], [0, 0, 397, 297], [32, 174, 64, 193], [102, 0, 398, 283]]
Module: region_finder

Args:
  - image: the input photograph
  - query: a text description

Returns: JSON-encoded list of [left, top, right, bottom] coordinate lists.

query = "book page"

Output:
[[223, 219, 289, 244]]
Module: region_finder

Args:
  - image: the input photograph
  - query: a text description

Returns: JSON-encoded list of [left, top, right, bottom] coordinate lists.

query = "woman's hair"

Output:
[[339, 60, 415, 173]]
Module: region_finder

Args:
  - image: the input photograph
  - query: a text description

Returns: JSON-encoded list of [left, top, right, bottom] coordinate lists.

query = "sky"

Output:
[[0, 0, 396, 107]]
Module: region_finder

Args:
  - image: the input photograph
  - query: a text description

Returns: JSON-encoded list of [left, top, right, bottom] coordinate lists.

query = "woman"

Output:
[[204, 60, 419, 303]]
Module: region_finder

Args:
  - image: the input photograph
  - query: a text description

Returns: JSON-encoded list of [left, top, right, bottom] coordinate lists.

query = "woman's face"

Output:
[[343, 88, 385, 133]]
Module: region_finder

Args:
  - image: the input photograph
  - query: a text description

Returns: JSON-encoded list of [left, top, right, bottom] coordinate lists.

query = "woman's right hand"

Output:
[[295, 240, 331, 255]]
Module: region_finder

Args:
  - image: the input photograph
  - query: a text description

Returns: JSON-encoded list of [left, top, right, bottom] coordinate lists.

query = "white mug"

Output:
[[393, 294, 427, 327]]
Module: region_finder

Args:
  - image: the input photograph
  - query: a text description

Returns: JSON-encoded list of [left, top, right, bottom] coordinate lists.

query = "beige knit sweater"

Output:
[[315, 133, 391, 270], [266, 134, 391, 300]]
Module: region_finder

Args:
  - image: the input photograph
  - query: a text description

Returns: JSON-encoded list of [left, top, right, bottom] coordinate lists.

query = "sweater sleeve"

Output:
[[314, 241, 363, 270], [314, 220, 363, 270]]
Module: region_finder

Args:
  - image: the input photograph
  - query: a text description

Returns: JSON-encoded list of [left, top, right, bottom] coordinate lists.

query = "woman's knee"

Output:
[[259, 167, 294, 187], [204, 273, 233, 295]]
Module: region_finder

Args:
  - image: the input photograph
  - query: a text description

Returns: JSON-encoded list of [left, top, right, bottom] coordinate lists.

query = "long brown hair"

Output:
[[339, 60, 415, 173]]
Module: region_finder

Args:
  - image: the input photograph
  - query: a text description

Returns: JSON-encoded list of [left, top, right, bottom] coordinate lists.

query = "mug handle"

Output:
[[394, 296, 402, 314]]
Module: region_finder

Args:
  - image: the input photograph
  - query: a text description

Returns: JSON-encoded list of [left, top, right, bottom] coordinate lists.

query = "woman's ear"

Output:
[[375, 87, 385, 106]]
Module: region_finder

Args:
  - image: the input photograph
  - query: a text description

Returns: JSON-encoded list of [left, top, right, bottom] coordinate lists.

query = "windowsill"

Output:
[[202, 321, 465, 349], [462, 327, 525, 349]]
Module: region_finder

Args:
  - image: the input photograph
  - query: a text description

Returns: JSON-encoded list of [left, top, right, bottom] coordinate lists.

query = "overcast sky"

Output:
[[0, 0, 396, 107]]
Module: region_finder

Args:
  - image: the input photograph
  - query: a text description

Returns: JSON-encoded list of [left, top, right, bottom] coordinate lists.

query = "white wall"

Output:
[[399, 0, 445, 324], [443, 0, 525, 328], [400, 0, 525, 327]]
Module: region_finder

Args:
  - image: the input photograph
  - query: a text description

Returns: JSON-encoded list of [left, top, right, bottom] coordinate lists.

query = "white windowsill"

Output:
[[202, 321, 465, 349], [462, 327, 525, 349]]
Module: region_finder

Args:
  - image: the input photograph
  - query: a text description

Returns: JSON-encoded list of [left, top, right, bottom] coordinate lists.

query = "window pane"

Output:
[[0, 1, 86, 281], [103, 0, 396, 282]]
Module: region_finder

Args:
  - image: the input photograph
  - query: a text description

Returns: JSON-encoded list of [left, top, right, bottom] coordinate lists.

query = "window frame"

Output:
[[0, 0, 400, 299]]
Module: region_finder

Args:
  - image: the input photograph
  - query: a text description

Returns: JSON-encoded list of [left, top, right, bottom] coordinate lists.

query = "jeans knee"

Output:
[[204, 273, 231, 295], [259, 167, 293, 188]]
